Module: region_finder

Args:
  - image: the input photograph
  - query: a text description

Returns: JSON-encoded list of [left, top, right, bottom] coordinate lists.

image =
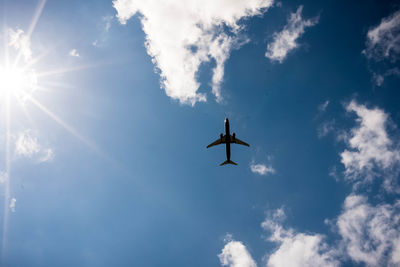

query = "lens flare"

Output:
[[0, 66, 38, 103]]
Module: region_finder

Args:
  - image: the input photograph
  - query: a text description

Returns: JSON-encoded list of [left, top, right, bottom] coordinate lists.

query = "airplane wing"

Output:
[[207, 136, 226, 148], [231, 136, 250, 147]]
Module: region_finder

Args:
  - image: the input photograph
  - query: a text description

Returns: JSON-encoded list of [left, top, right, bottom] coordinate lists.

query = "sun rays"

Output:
[[0, 65, 38, 104], [0, 0, 110, 260]]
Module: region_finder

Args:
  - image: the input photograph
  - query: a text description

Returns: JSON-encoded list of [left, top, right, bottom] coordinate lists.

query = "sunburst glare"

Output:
[[0, 0, 109, 261], [0, 65, 38, 103]]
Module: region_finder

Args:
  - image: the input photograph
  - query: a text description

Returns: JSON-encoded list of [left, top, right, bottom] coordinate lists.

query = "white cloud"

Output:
[[8, 28, 32, 62], [93, 15, 114, 47], [317, 120, 334, 138], [9, 197, 16, 212], [328, 166, 340, 182], [113, 0, 274, 105], [250, 163, 275, 175], [261, 199, 400, 267], [337, 194, 400, 266], [373, 72, 385, 86], [69, 49, 80, 57], [0, 172, 8, 184], [265, 6, 318, 63], [262, 209, 339, 267], [39, 148, 54, 163], [218, 236, 257, 267], [373, 68, 400, 86], [363, 10, 400, 85], [318, 100, 329, 112], [15, 130, 54, 162], [224, 102, 400, 267], [340, 101, 400, 189], [364, 10, 400, 61], [15, 131, 40, 157], [103, 15, 113, 32]]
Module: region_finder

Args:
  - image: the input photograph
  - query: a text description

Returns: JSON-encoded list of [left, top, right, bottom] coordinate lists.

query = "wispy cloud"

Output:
[[0, 172, 8, 184], [220, 102, 400, 267], [93, 15, 114, 47], [337, 194, 400, 266], [218, 235, 257, 267], [103, 15, 113, 32], [15, 130, 54, 163], [265, 6, 319, 63], [69, 49, 80, 57], [262, 208, 339, 267], [250, 163, 275, 176], [113, 0, 274, 105], [259, 197, 400, 267], [8, 28, 32, 62], [363, 10, 400, 85], [317, 120, 335, 138], [363, 10, 400, 61], [318, 100, 330, 112], [39, 148, 54, 163], [260, 102, 400, 266], [9, 198, 16, 213], [15, 131, 40, 157], [372, 68, 400, 86], [340, 101, 400, 191]]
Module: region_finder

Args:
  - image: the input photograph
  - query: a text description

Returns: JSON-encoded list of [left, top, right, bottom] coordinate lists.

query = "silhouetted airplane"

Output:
[[207, 117, 249, 166]]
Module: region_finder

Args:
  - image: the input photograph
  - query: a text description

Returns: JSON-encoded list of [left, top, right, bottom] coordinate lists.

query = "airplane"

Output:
[[207, 117, 249, 166]]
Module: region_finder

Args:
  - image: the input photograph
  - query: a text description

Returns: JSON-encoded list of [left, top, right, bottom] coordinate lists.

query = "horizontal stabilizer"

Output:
[[220, 159, 238, 166]]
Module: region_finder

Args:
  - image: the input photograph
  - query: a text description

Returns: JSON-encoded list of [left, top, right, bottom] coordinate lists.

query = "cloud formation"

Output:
[[103, 15, 113, 32], [8, 28, 32, 62], [363, 10, 400, 85], [113, 0, 274, 105], [15, 131, 40, 156], [318, 100, 330, 112], [364, 10, 400, 61], [93, 15, 114, 47], [372, 68, 400, 86], [265, 6, 318, 63], [0, 172, 8, 184], [220, 101, 400, 267], [9, 198, 16, 212], [259, 197, 400, 267], [218, 236, 257, 267], [262, 209, 339, 267], [263, 102, 400, 266], [250, 163, 275, 175], [39, 148, 54, 163], [317, 120, 334, 138], [15, 131, 54, 163], [340, 101, 400, 190], [337, 194, 400, 266], [69, 49, 80, 57]]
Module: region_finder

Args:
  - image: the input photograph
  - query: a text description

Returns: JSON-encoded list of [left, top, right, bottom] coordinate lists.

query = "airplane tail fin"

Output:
[[220, 159, 238, 166]]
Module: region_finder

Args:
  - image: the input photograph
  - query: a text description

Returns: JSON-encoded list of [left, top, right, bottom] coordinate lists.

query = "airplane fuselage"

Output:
[[225, 118, 231, 161], [206, 117, 249, 166]]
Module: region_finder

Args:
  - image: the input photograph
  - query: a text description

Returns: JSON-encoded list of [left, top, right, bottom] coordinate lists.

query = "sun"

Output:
[[1, 1, 110, 257], [0, 65, 37, 102]]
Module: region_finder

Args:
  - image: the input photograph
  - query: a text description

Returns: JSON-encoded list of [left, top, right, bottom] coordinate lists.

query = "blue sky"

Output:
[[1, 0, 400, 266]]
